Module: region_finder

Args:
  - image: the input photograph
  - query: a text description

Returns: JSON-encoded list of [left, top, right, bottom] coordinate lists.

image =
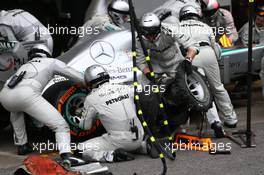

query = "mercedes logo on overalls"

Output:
[[90, 41, 115, 65]]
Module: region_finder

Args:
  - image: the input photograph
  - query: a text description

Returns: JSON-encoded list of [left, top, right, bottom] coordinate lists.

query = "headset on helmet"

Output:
[[84, 65, 110, 88], [179, 5, 201, 21], [108, 0, 129, 26], [28, 44, 52, 60], [140, 13, 161, 41], [202, 0, 220, 17]]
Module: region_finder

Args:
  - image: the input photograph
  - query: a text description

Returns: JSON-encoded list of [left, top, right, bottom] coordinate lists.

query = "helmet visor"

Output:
[[203, 9, 218, 17], [141, 26, 161, 41], [111, 12, 130, 25]]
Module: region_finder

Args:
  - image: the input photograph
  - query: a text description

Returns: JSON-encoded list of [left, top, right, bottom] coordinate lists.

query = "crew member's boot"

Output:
[[18, 143, 33, 155], [113, 148, 135, 162], [211, 121, 225, 138], [60, 152, 86, 166]]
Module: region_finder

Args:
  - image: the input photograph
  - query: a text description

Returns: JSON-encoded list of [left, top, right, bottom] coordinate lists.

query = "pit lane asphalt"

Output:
[[1, 87, 264, 175]]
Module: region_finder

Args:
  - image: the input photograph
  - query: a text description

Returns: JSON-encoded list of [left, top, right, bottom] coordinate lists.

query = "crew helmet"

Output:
[[179, 5, 202, 21], [140, 13, 161, 41], [108, 0, 130, 26], [84, 65, 110, 88], [28, 44, 52, 59], [202, 0, 220, 17]]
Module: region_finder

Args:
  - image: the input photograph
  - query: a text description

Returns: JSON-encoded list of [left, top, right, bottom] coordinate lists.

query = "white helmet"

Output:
[[179, 5, 201, 21], [140, 13, 161, 41], [28, 44, 52, 59], [84, 65, 110, 88], [108, 0, 130, 26]]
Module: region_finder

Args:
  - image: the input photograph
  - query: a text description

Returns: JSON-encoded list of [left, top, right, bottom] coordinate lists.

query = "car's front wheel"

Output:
[[43, 81, 105, 141]]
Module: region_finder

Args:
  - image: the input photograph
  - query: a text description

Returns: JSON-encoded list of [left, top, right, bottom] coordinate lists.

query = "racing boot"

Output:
[[146, 139, 159, 159], [224, 122, 237, 128], [112, 148, 135, 162], [139, 137, 159, 159], [211, 121, 226, 138], [18, 143, 33, 155], [223, 111, 238, 128], [60, 152, 85, 167], [100, 149, 135, 162]]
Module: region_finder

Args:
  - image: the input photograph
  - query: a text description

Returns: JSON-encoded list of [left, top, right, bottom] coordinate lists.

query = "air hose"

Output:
[[129, 1, 176, 150], [128, 0, 175, 174]]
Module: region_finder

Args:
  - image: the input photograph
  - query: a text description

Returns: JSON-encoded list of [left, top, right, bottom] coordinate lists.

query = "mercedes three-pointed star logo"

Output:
[[89, 40, 115, 65]]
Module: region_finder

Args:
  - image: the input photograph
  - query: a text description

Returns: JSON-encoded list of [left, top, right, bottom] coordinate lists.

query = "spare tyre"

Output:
[[163, 65, 212, 112]]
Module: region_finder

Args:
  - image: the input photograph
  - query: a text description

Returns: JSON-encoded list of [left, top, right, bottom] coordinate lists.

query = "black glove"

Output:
[[145, 72, 155, 82], [113, 148, 135, 162], [182, 58, 192, 75]]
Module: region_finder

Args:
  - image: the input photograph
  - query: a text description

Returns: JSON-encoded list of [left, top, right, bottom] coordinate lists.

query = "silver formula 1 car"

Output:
[[0, 30, 211, 139], [220, 46, 264, 85]]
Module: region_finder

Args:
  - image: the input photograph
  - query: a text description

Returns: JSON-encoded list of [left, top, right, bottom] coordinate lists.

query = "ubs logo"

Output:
[[90, 40, 115, 65]]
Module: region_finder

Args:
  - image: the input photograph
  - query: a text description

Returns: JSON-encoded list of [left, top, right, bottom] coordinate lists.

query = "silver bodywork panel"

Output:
[[44, 30, 144, 91], [53, 29, 264, 86], [220, 45, 264, 84]]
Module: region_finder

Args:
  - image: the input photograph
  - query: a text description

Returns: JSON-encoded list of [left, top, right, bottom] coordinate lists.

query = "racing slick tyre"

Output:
[[43, 81, 105, 141], [42, 81, 73, 107], [0, 104, 10, 130], [163, 65, 213, 112]]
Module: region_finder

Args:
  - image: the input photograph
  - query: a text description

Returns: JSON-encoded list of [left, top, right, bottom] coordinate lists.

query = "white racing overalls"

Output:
[[136, 23, 199, 77], [0, 58, 84, 154], [79, 83, 144, 162], [0, 9, 53, 52], [179, 19, 238, 125]]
